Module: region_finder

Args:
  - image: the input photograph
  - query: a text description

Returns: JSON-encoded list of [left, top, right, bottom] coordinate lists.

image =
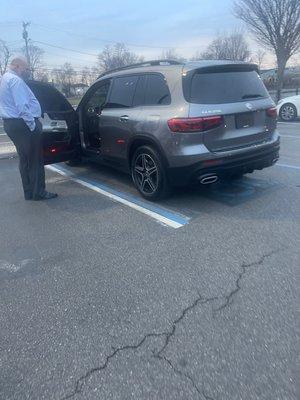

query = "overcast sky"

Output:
[[1, 0, 276, 70]]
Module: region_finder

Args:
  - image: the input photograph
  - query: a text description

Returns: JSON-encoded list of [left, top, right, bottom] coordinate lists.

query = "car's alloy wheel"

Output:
[[131, 146, 170, 200], [279, 103, 297, 121], [133, 153, 158, 194]]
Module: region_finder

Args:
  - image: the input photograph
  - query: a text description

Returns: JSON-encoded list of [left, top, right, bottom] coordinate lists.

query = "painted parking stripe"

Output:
[[276, 163, 300, 170], [277, 121, 300, 123], [280, 135, 300, 139], [46, 164, 190, 229]]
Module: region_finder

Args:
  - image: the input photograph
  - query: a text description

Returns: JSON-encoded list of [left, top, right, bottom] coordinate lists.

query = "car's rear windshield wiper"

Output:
[[242, 94, 264, 99]]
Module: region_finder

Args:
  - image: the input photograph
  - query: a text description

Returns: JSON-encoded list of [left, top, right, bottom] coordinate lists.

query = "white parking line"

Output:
[[280, 135, 300, 139], [46, 164, 190, 229], [277, 121, 300, 124], [276, 163, 300, 170]]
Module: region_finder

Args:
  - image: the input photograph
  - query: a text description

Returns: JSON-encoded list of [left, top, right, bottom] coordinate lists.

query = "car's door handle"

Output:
[[119, 115, 129, 122]]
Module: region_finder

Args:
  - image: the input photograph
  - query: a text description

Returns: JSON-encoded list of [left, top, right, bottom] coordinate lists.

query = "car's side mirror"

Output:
[[87, 106, 95, 114], [87, 106, 102, 116], [94, 106, 101, 115]]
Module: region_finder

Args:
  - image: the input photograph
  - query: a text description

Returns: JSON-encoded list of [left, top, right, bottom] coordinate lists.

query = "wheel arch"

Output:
[[127, 135, 169, 169]]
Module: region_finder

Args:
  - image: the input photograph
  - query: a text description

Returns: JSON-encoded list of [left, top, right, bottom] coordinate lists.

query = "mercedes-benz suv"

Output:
[[29, 59, 280, 200]]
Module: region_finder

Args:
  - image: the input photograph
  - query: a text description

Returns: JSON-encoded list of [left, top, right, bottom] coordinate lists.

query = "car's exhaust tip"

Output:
[[272, 156, 279, 165], [199, 174, 219, 185]]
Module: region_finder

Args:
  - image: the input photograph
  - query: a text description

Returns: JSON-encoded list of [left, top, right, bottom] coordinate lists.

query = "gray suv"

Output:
[[29, 60, 280, 200]]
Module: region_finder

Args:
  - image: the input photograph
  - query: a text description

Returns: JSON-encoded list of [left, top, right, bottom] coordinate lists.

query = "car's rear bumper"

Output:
[[167, 139, 280, 186]]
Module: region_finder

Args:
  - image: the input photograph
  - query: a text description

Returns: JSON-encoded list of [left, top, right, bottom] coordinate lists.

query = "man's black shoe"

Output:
[[33, 191, 58, 201]]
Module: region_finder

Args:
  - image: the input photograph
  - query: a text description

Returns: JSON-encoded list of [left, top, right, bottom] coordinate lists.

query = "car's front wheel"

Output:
[[131, 146, 170, 200], [279, 103, 297, 121]]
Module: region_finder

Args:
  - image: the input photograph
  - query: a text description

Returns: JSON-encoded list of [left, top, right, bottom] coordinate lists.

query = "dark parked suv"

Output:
[[29, 59, 280, 199]]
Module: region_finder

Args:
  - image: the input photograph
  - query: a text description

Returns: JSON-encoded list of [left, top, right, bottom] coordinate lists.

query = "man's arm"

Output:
[[10, 77, 35, 131]]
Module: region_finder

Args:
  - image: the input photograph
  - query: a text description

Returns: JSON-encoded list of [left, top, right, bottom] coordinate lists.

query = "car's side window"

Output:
[[106, 76, 139, 108], [144, 74, 171, 106], [132, 75, 147, 107], [85, 82, 111, 113]]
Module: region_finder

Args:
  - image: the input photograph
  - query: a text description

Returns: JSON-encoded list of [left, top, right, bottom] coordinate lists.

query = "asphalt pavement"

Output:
[[0, 123, 299, 400]]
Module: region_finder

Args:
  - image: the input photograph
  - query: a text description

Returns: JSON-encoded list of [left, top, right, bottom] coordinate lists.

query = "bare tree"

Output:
[[21, 43, 44, 78], [52, 63, 76, 97], [234, 0, 300, 101], [190, 50, 204, 61], [199, 31, 251, 61], [98, 43, 143, 72], [79, 66, 99, 85], [34, 68, 49, 82], [160, 48, 185, 62], [255, 49, 266, 70], [63, 63, 75, 96], [0, 39, 11, 75], [90, 66, 100, 82], [80, 67, 90, 85]]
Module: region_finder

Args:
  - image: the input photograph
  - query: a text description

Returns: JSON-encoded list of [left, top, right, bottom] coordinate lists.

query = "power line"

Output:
[[5, 39, 23, 45], [10, 20, 212, 70], [0, 21, 20, 26], [40, 49, 97, 64], [30, 22, 206, 50], [32, 40, 99, 57]]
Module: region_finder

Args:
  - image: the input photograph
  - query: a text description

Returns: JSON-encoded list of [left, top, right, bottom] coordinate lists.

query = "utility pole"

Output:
[[22, 22, 31, 70]]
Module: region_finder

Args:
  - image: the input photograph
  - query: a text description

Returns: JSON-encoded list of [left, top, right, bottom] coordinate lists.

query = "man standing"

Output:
[[0, 57, 57, 200]]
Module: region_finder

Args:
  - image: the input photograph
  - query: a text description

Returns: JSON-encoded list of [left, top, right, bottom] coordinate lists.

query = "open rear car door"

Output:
[[27, 81, 80, 165]]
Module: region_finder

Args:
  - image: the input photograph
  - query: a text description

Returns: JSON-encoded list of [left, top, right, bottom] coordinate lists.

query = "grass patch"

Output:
[[66, 97, 82, 106]]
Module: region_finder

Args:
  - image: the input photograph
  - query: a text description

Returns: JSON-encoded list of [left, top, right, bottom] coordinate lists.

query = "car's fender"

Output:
[[277, 95, 300, 115]]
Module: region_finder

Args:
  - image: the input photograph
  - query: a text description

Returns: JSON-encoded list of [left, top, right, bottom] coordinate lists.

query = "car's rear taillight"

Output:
[[266, 107, 277, 118], [167, 115, 223, 133]]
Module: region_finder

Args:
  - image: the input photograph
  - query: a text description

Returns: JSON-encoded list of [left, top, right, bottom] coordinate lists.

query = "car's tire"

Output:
[[131, 145, 170, 200], [279, 103, 297, 121]]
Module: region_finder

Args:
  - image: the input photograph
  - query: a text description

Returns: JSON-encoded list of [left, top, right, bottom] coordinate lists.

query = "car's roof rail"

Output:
[[97, 59, 182, 78]]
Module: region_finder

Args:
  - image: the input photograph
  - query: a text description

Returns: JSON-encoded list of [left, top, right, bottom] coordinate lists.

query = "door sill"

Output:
[[85, 146, 101, 155]]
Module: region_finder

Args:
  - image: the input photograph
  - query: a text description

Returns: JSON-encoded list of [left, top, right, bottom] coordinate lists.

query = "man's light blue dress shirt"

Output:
[[0, 70, 41, 131]]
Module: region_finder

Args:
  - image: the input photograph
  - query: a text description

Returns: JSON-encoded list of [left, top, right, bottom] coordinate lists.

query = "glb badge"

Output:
[[245, 103, 254, 110]]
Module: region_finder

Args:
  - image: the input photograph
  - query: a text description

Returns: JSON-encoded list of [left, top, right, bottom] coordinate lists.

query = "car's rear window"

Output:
[[184, 70, 269, 104]]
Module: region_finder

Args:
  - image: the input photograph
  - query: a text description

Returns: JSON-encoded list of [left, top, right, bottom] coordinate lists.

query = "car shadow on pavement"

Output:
[[70, 161, 281, 206], [58, 161, 281, 212], [195, 177, 280, 206], [165, 176, 281, 209]]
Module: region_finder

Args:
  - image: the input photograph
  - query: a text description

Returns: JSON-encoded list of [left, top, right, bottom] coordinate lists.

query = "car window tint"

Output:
[[86, 83, 110, 110], [186, 71, 269, 104], [132, 76, 146, 107], [107, 76, 138, 108], [145, 74, 171, 105]]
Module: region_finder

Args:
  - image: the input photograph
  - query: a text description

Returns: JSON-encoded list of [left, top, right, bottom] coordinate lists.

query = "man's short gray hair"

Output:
[[10, 57, 29, 68]]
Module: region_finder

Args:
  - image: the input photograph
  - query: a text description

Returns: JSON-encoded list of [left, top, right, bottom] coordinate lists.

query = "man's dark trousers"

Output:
[[3, 118, 45, 199]]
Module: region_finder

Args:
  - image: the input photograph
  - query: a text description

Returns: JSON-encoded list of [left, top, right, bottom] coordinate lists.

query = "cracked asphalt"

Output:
[[0, 123, 299, 400]]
